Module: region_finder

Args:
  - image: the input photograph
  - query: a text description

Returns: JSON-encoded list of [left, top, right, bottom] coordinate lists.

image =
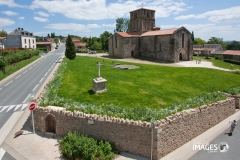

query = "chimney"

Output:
[[18, 27, 20, 30], [21, 28, 23, 30]]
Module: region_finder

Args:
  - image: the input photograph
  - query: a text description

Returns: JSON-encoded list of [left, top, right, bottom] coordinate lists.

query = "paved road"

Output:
[[0, 44, 65, 159], [189, 119, 240, 160]]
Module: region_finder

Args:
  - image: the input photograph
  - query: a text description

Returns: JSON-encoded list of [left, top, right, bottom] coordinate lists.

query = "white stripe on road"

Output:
[[5, 80, 13, 86], [22, 94, 31, 103], [21, 104, 28, 110], [6, 105, 15, 112], [0, 106, 9, 112], [0, 148, 6, 159], [39, 77, 44, 83], [23, 70, 28, 74], [32, 84, 39, 91], [0, 88, 2, 91], [14, 104, 22, 111], [15, 75, 21, 79], [29, 67, 32, 70], [44, 72, 48, 76]]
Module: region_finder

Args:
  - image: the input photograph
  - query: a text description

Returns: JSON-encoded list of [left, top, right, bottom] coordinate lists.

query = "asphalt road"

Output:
[[0, 44, 64, 129], [189, 120, 240, 160]]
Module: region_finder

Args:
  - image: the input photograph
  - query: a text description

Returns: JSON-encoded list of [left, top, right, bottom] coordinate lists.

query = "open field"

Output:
[[40, 56, 240, 121]]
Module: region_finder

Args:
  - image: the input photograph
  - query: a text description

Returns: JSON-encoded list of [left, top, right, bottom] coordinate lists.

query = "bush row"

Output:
[[224, 59, 240, 65], [58, 131, 115, 160], [0, 50, 39, 71]]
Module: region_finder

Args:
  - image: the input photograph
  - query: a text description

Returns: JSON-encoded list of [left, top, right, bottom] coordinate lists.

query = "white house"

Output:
[[4, 28, 36, 49]]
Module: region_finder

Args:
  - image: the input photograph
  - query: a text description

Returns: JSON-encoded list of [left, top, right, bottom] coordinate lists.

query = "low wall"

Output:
[[33, 98, 236, 160]]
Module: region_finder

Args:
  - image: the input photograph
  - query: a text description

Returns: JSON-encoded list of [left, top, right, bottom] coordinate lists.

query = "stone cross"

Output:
[[97, 62, 101, 78]]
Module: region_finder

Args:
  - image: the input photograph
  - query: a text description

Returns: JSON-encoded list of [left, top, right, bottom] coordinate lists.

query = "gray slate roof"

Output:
[[9, 28, 34, 37]]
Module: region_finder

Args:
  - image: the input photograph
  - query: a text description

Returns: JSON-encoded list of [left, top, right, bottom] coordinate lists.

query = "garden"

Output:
[[40, 56, 240, 122]]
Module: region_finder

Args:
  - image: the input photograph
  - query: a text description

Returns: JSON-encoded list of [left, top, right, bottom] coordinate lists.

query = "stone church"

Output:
[[108, 8, 193, 63]]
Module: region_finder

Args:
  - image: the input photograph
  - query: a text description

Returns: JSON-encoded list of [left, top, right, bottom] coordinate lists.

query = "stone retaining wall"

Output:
[[33, 98, 236, 160]]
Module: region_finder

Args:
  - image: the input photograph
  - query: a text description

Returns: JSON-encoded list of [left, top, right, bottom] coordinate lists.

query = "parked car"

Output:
[[55, 47, 58, 49], [88, 51, 96, 54]]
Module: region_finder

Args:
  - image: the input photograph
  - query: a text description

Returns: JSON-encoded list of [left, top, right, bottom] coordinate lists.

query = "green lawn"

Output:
[[56, 56, 240, 109], [193, 56, 240, 70]]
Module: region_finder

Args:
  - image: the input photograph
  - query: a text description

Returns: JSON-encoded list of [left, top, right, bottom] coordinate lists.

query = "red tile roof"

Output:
[[74, 42, 86, 47], [141, 28, 178, 37], [116, 32, 140, 38], [193, 48, 216, 51], [222, 50, 240, 55]]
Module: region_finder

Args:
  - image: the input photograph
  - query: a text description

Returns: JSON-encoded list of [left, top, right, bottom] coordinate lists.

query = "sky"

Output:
[[0, 0, 240, 41]]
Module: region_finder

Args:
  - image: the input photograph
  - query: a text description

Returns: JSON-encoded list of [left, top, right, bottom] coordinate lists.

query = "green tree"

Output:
[[100, 31, 112, 51], [115, 18, 129, 32], [208, 37, 226, 50], [0, 30, 7, 37], [194, 38, 206, 45], [65, 35, 76, 60], [191, 31, 194, 43], [54, 37, 59, 44], [51, 32, 55, 38], [47, 33, 50, 38], [92, 41, 102, 50], [226, 41, 240, 50]]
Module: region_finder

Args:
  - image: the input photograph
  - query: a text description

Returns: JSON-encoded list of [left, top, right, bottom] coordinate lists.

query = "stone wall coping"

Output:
[[36, 97, 234, 128]]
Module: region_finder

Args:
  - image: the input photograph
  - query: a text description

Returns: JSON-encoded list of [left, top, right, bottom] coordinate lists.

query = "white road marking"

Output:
[[21, 104, 28, 110], [22, 94, 31, 103], [23, 70, 28, 74], [0, 106, 9, 112], [29, 67, 32, 70], [0, 88, 2, 91], [5, 80, 13, 86], [15, 75, 21, 79], [6, 105, 15, 112], [32, 84, 39, 91], [39, 77, 44, 83], [14, 104, 22, 111], [44, 72, 48, 76], [0, 148, 6, 159], [48, 69, 50, 71]]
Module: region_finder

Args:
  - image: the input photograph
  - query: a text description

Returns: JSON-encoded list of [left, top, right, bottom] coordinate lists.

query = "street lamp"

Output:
[[0, 38, 6, 74]]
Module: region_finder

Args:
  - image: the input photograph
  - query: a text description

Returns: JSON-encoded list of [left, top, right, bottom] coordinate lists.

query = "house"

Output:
[[193, 44, 223, 56], [72, 38, 86, 52], [36, 37, 56, 52], [4, 27, 36, 49], [108, 8, 193, 63]]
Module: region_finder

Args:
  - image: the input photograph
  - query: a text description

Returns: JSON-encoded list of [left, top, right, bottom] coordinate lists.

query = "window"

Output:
[[115, 36, 117, 48], [182, 33, 184, 48], [32, 39, 34, 44], [24, 39, 26, 44], [159, 43, 162, 51]]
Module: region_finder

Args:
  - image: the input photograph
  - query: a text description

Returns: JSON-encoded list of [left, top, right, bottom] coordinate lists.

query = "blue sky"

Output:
[[0, 0, 240, 41]]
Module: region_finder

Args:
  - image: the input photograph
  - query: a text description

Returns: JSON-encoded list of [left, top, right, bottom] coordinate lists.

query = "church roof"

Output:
[[141, 28, 178, 37], [116, 32, 140, 38], [130, 8, 155, 13]]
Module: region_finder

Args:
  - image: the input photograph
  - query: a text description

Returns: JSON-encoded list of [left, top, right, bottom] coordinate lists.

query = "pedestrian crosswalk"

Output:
[[0, 104, 28, 113]]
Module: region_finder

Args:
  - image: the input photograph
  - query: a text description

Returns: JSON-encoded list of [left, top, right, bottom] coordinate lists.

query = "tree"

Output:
[[208, 37, 226, 50], [191, 31, 194, 43], [226, 41, 240, 50], [54, 37, 59, 44], [115, 18, 129, 32], [47, 33, 50, 38], [194, 38, 206, 45], [0, 30, 7, 37], [100, 31, 112, 51], [65, 35, 76, 60], [51, 32, 55, 38]]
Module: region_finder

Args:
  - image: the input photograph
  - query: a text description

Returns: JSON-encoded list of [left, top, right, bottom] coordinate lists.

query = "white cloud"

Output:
[[87, 24, 101, 28], [102, 23, 116, 27], [0, 17, 15, 27], [34, 16, 48, 22], [19, 17, 25, 20], [2, 10, 18, 16], [175, 6, 240, 23], [161, 23, 239, 41], [29, 0, 190, 20], [45, 23, 91, 32], [35, 11, 49, 17], [0, 0, 25, 8]]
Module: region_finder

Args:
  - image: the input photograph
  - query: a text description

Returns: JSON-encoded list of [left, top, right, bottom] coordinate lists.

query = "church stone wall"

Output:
[[33, 98, 236, 160]]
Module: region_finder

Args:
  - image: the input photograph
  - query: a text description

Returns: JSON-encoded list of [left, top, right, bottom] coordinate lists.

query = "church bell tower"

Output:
[[129, 8, 156, 34]]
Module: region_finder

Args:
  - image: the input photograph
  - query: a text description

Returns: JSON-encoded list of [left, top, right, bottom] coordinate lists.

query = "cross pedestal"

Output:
[[92, 62, 107, 94]]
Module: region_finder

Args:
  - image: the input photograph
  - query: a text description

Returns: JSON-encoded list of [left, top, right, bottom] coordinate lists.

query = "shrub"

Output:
[[224, 59, 240, 65], [223, 86, 240, 95], [215, 55, 223, 60], [58, 131, 115, 160]]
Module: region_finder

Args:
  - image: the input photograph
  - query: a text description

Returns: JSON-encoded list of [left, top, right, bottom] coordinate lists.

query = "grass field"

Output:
[[193, 56, 240, 70], [0, 55, 40, 80], [39, 56, 240, 121]]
